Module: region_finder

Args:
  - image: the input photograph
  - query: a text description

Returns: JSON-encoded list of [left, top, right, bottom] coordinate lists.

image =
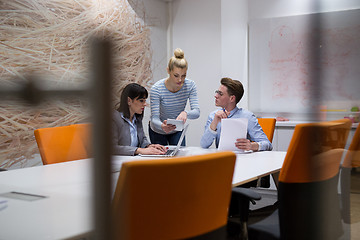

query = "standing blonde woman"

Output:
[[149, 48, 200, 146]]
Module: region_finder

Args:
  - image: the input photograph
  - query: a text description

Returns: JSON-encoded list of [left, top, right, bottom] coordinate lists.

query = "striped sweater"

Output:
[[150, 78, 200, 134]]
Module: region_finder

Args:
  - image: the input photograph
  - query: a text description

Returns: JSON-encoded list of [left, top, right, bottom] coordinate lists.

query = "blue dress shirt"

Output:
[[200, 107, 272, 151]]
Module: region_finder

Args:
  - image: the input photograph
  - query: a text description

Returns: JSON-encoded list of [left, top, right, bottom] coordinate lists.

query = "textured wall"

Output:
[[0, 0, 152, 167]]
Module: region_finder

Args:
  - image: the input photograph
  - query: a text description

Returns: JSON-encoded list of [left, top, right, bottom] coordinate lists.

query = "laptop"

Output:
[[140, 124, 189, 157]]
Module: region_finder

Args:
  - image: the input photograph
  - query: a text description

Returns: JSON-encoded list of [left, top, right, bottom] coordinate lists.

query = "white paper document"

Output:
[[218, 118, 248, 153], [166, 119, 184, 131]]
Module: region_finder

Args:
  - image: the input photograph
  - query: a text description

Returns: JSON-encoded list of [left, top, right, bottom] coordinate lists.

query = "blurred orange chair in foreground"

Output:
[[246, 119, 352, 240], [230, 119, 352, 240], [112, 151, 236, 240]]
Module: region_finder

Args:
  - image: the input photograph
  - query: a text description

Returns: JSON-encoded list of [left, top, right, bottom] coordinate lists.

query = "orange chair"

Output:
[[244, 119, 352, 240], [34, 123, 91, 165], [257, 118, 276, 187], [111, 151, 236, 240], [278, 119, 351, 183], [74, 123, 92, 156], [257, 118, 276, 143]]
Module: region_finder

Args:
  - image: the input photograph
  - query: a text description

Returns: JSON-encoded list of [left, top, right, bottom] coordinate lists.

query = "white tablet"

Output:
[[166, 119, 184, 131]]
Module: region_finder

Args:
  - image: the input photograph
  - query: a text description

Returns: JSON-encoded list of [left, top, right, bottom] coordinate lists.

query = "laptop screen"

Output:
[[172, 124, 189, 153]]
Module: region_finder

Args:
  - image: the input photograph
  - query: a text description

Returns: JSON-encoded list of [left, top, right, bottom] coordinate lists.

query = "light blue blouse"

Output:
[[121, 113, 139, 147]]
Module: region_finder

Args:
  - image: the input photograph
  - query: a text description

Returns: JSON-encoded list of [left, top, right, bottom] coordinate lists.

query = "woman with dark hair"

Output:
[[112, 83, 166, 155]]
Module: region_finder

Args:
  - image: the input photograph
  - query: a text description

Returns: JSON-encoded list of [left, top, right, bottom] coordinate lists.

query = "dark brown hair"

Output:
[[220, 77, 244, 104], [117, 83, 148, 119]]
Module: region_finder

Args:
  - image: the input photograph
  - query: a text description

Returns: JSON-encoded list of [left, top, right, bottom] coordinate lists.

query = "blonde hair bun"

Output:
[[174, 48, 184, 59], [168, 48, 188, 71]]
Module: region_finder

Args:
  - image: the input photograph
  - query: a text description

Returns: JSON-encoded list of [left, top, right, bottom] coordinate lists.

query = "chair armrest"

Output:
[[232, 187, 261, 205]]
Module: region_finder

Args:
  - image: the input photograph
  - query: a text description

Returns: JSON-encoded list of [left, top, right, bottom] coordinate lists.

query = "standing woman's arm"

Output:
[[186, 81, 200, 119], [149, 84, 164, 133]]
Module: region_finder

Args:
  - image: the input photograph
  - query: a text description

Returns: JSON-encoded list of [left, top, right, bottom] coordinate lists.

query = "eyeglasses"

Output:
[[215, 90, 224, 96]]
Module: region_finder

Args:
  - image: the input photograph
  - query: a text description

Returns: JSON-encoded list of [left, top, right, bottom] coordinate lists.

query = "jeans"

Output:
[[149, 124, 186, 146]]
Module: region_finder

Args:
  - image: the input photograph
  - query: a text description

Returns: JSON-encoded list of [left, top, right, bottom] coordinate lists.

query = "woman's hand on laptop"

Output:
[[148, 144, 166, 152], [136, 144, 166, 155]]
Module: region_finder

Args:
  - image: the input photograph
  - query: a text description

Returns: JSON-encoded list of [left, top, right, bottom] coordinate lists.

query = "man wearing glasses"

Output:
[[200, 77, 272, 152]]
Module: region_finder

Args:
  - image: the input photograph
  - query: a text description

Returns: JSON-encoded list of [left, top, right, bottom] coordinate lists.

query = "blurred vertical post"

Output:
[[307, 2, 323, 200], [91, 38, 113, 239], [308, 2, 323, 122], [306, 2, 344, 238]]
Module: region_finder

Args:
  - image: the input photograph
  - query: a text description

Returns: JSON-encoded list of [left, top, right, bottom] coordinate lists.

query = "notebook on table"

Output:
[[140, 124, 189, 157]]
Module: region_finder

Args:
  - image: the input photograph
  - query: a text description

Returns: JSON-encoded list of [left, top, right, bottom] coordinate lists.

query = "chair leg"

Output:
[[239, 221, 249, 240], [238, 196, 250, 240], [229, 188, 262, 240], [271, 172, 279, 189], [256, 177, 261, 187]]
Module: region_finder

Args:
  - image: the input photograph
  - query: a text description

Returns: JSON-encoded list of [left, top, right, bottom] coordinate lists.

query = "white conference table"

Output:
[[0, 147, 286, 240], [111, 147, 286, 187]]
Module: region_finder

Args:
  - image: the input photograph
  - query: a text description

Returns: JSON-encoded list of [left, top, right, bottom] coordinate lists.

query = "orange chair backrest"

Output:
[[257, 118, 276, 143], [112, 151, 236, 240], [34, 123, 91, 165], [73, 123, 92, 157], [279, 119, 352, 183], [343, 123, 360, 168]]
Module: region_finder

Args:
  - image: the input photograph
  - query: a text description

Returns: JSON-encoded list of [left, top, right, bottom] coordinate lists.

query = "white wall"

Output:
[[248, 0, 360, 119], [171, 0, 249, 147], [221, 0, 248, 108], [171, 0, 222, 147], [128, 0, 169, 138], [170, 0, 360, 147], [248, 0, 360, 19], [136, 0, 360, 147], [128, 0, 168, 82]]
